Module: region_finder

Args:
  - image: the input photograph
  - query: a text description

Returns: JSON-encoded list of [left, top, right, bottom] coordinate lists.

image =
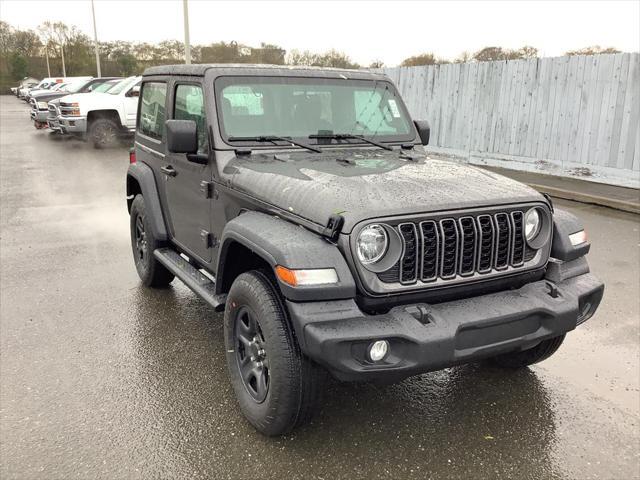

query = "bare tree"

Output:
[[454, 51, 472, 63]]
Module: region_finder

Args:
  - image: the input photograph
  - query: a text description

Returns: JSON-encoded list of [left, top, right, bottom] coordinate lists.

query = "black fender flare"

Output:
[[126, 162, 168, 242], [217, 211, 356, 301], [550, 208, 590, 262]]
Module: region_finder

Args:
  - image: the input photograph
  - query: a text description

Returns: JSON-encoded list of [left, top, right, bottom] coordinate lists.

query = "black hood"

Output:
[[223, 148, 544, 233]]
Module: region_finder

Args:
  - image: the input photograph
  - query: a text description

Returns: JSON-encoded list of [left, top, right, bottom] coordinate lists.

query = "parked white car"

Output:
[[57, 76, 141, 147]]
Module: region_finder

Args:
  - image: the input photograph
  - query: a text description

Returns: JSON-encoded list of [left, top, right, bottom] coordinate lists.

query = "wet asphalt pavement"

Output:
[[1, 95, 639, 479]]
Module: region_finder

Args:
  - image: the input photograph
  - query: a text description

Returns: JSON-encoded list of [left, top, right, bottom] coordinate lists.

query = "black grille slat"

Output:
[[458, 217, 477, 276], [476, 215, 494, 273], [494, 213, 511, 269], [510, 211, 525, 266], [420, 221, 439, 281], [439, 219, 459, 279], [399, 223, 418, 284]]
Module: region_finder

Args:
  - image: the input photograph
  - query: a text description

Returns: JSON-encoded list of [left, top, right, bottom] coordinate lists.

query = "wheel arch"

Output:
[[216, 211, 356, 301], [87, 109, 122, 129], [126, 162, 168, 242]]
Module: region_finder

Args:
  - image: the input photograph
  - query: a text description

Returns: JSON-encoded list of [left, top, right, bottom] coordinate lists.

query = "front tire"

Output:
[[224, 271, 324, 436], [489, 334, 566, 368], [89, 118, 119, 148], [129, 194, 174, 287]]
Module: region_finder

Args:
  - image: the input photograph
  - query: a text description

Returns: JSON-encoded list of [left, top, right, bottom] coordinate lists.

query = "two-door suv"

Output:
[[127, 64, 604, 436]]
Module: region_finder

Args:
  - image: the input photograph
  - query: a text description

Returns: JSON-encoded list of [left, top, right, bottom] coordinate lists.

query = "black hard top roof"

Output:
[[142, 64, 388, 81]]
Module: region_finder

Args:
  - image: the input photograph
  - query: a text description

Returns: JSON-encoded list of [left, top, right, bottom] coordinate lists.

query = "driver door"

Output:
[[162, 81, 213, 263]]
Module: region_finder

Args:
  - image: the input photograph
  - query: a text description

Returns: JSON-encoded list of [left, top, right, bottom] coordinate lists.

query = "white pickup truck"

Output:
[[57, 76, 141, 148]]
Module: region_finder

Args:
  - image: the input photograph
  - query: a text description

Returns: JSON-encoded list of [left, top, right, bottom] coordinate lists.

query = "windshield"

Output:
[[108, 76, 139, 95], [215, 76, 414, 146], [93, 80, 120, 93]]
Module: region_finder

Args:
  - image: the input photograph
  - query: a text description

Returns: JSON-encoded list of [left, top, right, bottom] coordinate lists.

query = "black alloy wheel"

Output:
[[134, 212, 148, 264], [234, 306, 269, 402]]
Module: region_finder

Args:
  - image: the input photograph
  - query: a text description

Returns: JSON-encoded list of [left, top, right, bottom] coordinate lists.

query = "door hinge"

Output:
[[200, 180, 213, 198], [200, 230, 218, 249]]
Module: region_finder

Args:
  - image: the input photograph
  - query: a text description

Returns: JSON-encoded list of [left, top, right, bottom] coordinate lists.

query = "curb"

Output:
[[527, 183, 640, 215]]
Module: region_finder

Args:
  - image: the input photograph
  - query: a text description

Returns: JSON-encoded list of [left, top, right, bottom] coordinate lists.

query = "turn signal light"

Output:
[[275, 266, 338, 286], [569, 230, 587, 246]]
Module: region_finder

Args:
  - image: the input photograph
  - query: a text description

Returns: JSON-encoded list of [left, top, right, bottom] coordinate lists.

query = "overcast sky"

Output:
[[1, 0, 638, 66]]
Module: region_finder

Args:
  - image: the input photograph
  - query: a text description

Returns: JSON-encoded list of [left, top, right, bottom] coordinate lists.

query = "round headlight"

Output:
[[525, 208, 541, 241], [356, 224, 388, 264]]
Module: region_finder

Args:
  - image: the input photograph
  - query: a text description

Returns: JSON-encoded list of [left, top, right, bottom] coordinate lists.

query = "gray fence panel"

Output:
[[381, 53, 640, 188]]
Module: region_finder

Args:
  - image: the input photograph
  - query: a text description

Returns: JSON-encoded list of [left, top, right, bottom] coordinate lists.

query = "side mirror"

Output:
[[127, 85, 140, 97], [166, 119, 198, 154], [414, 120, 430, 146]]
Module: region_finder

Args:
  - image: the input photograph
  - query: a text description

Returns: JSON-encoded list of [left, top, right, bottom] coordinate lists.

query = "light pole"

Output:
[[60, 43, 66, 77], [183, 0, 191, 64], [91, 0, 101, 77], [44, 43, 51, 77]]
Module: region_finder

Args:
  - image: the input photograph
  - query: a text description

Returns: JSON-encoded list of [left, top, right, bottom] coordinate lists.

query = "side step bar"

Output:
[[154, 248, 227, 312]]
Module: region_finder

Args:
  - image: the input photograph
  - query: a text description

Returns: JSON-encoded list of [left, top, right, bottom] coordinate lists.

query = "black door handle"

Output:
[[161, 165, 177, 177]]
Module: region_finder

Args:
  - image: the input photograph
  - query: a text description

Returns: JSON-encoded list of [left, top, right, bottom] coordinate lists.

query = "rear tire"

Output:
[[489, 334, 566, 368], [129, 194, 174, 288], [224, 270, 324, 436], [89, 118, 119, 149]]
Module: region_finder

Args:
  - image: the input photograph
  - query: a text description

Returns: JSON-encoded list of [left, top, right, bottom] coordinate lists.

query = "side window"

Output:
[[174, 84, 208, 153], [139, 82, 167, 140]]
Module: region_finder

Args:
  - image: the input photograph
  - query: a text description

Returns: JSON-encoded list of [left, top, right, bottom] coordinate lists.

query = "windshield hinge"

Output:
[[322, 214, 344, 242], [199, 180, 213, 199]]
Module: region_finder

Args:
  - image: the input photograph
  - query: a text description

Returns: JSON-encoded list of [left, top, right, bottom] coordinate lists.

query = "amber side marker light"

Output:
[[275, 266, 339, 287], [569, 230, 587, 246]]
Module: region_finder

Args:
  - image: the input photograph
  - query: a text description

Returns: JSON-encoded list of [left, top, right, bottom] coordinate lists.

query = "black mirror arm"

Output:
[[186, 153, 208, 165]]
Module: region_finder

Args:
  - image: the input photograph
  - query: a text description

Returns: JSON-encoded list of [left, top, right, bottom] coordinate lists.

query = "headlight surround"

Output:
[[525, 208, 542, 243], [356, 224, 388, 264], [37, 101, 48, 110]]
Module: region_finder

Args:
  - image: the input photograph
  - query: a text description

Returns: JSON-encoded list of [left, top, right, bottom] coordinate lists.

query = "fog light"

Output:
[[368, 340, 389, 362]]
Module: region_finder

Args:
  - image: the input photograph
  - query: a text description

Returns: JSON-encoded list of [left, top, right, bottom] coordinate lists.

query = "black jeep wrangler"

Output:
[[127, 64, 604, 436]]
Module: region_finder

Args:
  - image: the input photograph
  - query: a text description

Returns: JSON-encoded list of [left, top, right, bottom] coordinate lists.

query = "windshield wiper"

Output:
[[309, 133, 394, 151], [228, 135, 322, 153]]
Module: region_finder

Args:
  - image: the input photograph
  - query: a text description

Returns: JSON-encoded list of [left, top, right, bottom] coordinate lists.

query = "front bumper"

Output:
[[286, 273, 603, 381], [47, 116, 61, 131], [59, 115, 87, 134], [30, 109, 48, 124]]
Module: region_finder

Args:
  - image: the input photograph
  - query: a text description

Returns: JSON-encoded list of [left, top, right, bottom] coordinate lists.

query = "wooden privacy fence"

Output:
[[381, 53, 640, 188]]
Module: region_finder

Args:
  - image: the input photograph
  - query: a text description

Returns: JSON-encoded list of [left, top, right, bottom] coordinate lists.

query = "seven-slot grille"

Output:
[[383, 211, 529, 285]]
